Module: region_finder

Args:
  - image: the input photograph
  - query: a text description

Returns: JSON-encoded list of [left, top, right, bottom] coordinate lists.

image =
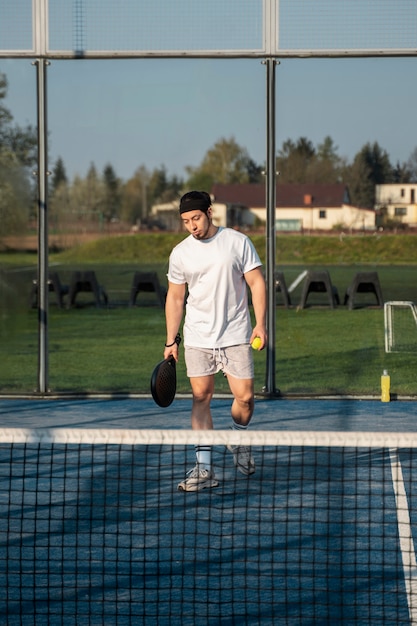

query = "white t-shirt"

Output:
[[167, 227, 262, 348]]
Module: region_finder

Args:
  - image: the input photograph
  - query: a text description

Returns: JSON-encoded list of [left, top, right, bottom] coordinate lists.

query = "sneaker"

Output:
[[177, 465, 219, 492], [227, 444, 255, 475]]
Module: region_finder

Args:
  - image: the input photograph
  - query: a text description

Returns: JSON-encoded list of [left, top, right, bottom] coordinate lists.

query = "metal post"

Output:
[[263, 58, 279, 396], [34, 59, 49, 393]]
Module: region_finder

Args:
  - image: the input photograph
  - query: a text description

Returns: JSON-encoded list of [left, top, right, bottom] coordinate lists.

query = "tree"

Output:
[[246, 158, 264, 183], [165, 174, 183, 200], [276, 137, 316, 183], [0, 72, 36, 237], [185, 136, 256, 189], [66, 164, 106, 227], [313, 136, 345, 182], [316, 136, 339, 163], [5, 125, 37, 169], [148, 166, 183, 205], [119, 169, 144, 225], [346, 142, 393, 208], [406, 147, 417, 183], [147, 166, 167, 207], [50, 157, 68, 193], [276, 136, 345, 184], [0, 151, 31, 237], [102, 163, 121, 223], [119, 165, 184, 225], [300, 137, 345, 184], [49, 158, 69, 231], [0, 74, 37, 170], [392, 161, 411, 184], [0, 74, 12, 129]]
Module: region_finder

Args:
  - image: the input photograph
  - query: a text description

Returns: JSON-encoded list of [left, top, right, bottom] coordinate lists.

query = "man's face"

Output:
[[181, 208, 212, 240]]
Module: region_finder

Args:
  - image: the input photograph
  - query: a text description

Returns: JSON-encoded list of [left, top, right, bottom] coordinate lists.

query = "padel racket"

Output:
[[151, 356, 177, 407]]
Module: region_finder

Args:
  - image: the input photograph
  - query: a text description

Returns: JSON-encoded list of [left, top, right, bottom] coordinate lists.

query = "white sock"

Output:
[[231, 421, 248, 431], [195, 446, 211, 471]]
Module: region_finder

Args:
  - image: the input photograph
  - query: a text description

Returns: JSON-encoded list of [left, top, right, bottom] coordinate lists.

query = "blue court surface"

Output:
[[0, 396, 415, 431], [1, 397, 417, 625]]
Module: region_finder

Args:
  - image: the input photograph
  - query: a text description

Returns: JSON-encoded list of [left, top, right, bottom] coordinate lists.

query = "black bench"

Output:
[[67, 271, 108, 308], [30, 272, 69, 309], [129, 271, 167, 308], [299, 270, 339, 309], [275, 271, 291, 308], [344, 272, 383, 310]]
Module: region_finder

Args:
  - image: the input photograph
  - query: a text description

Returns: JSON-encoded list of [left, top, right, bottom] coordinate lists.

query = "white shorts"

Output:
[[184, 344, 254, 379]]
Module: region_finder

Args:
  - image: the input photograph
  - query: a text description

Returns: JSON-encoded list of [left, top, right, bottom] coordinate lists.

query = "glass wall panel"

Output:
[[0, 60, 38, 393], [45, 59, 265, 393]]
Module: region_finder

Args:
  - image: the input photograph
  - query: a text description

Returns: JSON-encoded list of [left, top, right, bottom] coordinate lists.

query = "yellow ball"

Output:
[[251, 337, 262, 350]]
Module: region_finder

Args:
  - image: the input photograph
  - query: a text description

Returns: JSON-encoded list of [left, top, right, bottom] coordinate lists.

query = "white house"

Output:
[[375, 184, 417, 227], [149, 183, 377, 232], [211, 183, 376, 232], [150, 200, 254, 230]]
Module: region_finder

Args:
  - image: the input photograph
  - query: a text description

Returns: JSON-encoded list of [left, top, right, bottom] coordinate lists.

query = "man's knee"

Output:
[[236, 394, 254, 413], [190, 377, 214, 405], [229, 379, 254, 410], [232, 392, 255, 422], [192, 389, 212, 405]]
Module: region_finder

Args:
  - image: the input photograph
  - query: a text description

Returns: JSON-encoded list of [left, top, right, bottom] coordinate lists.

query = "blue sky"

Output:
[[1, 55, 416, 182]]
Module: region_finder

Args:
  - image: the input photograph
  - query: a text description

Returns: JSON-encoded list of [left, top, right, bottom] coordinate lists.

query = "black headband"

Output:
[[179, 197, 210, 215]]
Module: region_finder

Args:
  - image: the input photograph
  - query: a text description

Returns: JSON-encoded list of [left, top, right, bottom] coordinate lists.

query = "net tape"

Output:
[[2, 427, 417, 447]]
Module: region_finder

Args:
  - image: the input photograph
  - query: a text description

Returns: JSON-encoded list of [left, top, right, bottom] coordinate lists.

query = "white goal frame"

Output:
[[384, 301, 417, 353]]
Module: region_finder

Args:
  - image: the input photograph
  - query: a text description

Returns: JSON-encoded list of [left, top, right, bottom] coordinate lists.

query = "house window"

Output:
[[394, 207, 407, 216], [319, 210, 326, 219], [401, 188, 405, 197], [411, 189, 415, 203]]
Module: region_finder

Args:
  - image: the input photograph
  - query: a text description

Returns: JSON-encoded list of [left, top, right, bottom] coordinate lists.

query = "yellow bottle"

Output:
[[381, 369, 390, 402]]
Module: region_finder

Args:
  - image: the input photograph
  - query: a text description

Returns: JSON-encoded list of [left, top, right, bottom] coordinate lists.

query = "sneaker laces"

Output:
[[187, 465, 209, 479], [236, 445, 252, 463]]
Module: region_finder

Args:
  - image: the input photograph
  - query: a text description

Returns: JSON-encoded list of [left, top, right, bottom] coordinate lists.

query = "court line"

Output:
[[389, 448, 417, 624]]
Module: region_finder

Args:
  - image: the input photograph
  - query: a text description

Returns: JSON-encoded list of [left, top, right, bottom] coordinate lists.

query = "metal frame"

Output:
[[1, 0, 417, 59], [34, 58, 49, 392]]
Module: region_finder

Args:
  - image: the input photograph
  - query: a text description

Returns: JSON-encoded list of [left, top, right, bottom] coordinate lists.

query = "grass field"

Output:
[[1, 233, 417, 397]]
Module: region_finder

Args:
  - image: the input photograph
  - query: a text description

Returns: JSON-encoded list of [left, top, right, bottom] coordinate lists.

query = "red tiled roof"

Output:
[[211, 183, 351, 208]]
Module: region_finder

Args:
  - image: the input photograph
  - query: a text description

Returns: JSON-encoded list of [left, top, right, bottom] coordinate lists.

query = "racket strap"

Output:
[[165, 333, 182, 348]]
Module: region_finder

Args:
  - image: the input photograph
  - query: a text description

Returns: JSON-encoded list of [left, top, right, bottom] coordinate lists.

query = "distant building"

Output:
[[150, 199, 254, 230], [148, 202, 182, 231], [211, 183, 376, 232], [210, 202, 254, 229], [149, 183, 377, 232], [375, 184, 417, 228]]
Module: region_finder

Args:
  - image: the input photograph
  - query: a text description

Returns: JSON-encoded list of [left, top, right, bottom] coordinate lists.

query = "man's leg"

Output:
[[189, 375, 215, 430], [177, 375, 219, 491], [226, 376, 256, 475], [227, 376, 255, 427]]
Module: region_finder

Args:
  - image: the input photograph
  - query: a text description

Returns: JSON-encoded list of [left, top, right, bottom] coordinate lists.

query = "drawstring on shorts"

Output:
[[212, 347, 228, 374]]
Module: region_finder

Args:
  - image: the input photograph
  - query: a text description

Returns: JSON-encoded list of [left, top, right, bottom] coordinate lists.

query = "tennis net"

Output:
[[1, 427, 417, 625]]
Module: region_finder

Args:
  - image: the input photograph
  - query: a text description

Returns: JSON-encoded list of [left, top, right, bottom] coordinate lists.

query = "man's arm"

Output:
[[164, 281, 186, 361], [245, 267, 267, 350]]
